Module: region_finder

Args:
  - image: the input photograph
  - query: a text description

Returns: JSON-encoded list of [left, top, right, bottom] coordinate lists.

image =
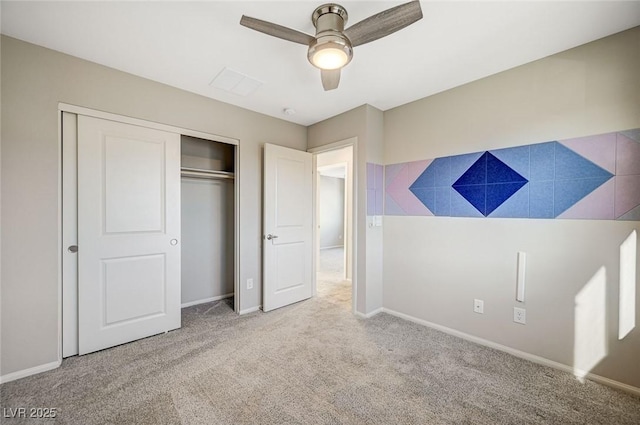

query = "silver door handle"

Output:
[[170, 239, 178, 246], [68, 245, 78, 253], [265, 234, 279, 240]]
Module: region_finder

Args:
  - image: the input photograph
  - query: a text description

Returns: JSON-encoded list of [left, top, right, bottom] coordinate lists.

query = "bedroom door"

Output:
[[77, 115, 181, 354], [263, 143, 313, 312]]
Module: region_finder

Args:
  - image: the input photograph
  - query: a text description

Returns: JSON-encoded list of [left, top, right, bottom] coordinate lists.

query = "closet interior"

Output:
[[180, 135, 236, 308]]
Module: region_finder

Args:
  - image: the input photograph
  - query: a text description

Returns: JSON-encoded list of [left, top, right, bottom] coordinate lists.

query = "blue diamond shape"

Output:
[[410, 187, 435, 213], [555, 143, 613, 180], [454, 185, 487, 215], [453, 152, 528, 216], [409, 163, 436, 189], [453, 152, 488, 186], [554, 177, 612, 217], [486, 182, 527, 215], [487, 153, 528, 184]]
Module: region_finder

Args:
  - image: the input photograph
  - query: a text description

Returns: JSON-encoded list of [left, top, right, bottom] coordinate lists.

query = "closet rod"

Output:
[[181, 169, 235, 180], [181, 166, 234, 176]]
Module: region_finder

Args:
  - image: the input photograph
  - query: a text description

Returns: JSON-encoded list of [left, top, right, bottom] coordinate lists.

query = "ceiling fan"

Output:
[[240, 1, 423, 91]]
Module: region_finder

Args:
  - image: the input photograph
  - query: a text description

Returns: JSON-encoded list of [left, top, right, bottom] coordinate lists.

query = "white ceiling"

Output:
[[2, 1, 639, 126]]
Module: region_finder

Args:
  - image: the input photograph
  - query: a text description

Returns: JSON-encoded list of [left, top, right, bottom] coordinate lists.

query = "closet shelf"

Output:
[[181, 167, 235, 180]]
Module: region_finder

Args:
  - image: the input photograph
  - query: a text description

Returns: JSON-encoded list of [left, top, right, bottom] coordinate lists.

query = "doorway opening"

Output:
[[314, 144, 354, 311]]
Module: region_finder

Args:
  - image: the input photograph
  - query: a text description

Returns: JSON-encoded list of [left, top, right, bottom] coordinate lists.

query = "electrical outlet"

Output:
[[514, 307, 526, 324], [247, 278, 254, 290], [474, 299, 484, 314]]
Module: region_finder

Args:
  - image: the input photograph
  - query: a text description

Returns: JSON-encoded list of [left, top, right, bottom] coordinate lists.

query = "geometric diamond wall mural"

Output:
[[452, 152, 528, 216], [386, 129, 639, 220]]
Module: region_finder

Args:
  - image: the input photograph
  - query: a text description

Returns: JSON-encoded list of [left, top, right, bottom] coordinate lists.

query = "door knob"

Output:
[[265, 234, 279, 240], [170, 239, 178, 246], [68, 245, 78, 253]]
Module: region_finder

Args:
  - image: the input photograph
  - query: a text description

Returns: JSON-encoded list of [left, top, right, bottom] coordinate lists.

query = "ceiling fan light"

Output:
[[311, 47, 348, 70], [308, 36, 352, 70]]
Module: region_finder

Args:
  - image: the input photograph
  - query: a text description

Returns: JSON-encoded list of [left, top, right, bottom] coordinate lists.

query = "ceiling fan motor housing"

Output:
[[312, 3, 348, 30], [308, 3, 353, 69]]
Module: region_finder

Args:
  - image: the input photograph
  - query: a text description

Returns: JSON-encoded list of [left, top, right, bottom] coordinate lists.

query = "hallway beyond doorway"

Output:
[[317, 247, 350, 308]]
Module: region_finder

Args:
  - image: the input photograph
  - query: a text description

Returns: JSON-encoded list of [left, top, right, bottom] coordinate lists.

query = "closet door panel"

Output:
[[77, 115, 181, 355], [103, 135, 165, 233]]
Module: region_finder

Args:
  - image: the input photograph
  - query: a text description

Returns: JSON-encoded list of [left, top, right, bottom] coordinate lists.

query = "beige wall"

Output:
[[383, 27, 640, 388], [0, 36, 306, 377], [365, 106, 384, 313]]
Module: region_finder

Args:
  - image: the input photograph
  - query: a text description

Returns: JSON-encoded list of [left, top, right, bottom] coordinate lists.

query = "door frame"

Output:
[[309, 138, 357, 314], [58, 103, 241, 359]]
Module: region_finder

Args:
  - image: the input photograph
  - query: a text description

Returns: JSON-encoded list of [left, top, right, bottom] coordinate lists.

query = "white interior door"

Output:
[[263, 143, 313, 312], [78, 116, 181, 355]]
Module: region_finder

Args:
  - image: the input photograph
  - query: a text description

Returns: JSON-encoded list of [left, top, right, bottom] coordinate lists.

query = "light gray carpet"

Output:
[[317, 247, 351, 307], [2, 249, 639, 424]]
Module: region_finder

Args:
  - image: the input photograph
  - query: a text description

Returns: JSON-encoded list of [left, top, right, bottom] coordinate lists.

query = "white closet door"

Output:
[[77, 116, 181, 355]]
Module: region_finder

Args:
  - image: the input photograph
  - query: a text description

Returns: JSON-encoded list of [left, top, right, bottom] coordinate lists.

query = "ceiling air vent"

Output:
[[210, 67, 262, 96]]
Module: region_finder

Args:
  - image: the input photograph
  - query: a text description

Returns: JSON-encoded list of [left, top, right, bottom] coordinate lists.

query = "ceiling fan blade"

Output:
[[344, 0, 423, 47], [321, 69, 340, 91], [240, 15, 315, 46]]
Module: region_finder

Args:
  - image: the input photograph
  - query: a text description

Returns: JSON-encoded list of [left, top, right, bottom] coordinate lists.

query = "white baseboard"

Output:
[[355, 307, 383, 319], [381, 308, 640, 397], [239, 306, 261, 315], [181, 293, 233, 308], [0, 360, 61, 384]]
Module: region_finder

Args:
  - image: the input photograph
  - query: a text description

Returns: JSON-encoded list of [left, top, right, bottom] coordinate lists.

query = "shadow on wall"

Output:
[[573, 230, 636, 381]]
